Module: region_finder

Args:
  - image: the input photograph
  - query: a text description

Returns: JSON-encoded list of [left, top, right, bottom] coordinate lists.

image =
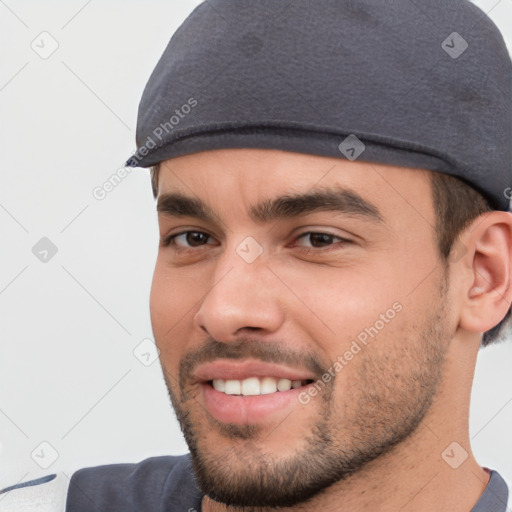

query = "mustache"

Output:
[[178, 338, 327, 390]]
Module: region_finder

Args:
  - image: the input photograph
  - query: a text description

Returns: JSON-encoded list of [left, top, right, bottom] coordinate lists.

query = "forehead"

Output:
[[157, 148, 434, 225]]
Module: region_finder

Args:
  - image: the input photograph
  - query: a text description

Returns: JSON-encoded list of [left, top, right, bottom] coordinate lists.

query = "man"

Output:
[[3, 0, 511, 510]]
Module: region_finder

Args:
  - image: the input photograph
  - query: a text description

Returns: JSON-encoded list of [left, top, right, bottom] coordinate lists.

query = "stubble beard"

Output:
[[160, 281, 451, 509]]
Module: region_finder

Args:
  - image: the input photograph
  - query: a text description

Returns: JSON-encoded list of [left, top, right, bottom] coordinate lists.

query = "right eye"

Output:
[[160, 230, 216, 250]]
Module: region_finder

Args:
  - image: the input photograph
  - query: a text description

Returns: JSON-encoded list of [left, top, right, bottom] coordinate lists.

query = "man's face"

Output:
[[150, 148, 454, 507]]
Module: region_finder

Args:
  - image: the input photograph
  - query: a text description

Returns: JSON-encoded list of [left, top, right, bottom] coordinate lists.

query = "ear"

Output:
[[457, 211, 512, 334]]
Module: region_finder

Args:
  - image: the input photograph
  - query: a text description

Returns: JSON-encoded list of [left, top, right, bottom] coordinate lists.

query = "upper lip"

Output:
[[193, 359, 317, 383]]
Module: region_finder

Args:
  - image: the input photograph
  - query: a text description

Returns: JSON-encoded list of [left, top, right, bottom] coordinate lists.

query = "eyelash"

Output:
[[159, 230, 352, 255]]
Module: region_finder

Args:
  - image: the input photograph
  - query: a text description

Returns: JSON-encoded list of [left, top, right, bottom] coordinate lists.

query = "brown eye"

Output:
[[303, 233, 336, 247], [161, 231, 213, 249], [295, 232, 346, 248]]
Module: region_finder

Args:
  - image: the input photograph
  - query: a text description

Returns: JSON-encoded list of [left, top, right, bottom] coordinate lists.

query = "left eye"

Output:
[[293, 232, 349, 249]]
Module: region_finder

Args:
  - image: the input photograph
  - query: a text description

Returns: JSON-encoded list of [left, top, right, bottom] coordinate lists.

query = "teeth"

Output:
[[277, 378, 292, 391], [241, 377, 260, 396], [212, 379, 225, 392], [211, 377, 306, 396], [224, 380, 241, 395], [260, 377, 277, 394]]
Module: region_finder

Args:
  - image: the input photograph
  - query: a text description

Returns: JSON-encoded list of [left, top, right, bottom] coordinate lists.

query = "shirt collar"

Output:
[[470, 468, 510, 512]]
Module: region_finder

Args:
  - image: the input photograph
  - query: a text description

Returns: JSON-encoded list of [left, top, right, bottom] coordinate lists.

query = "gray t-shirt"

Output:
[[1, 454, 510, 511]]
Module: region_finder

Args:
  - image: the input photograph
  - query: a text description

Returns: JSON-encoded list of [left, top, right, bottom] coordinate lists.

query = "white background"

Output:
[[1, 0, 511, 491]]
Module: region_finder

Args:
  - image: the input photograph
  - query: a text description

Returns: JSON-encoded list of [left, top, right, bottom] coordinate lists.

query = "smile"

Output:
[[209, 377, 313, 396]]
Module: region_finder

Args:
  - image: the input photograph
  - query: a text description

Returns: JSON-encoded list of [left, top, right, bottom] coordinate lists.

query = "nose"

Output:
[[193, 246, 285, 342]]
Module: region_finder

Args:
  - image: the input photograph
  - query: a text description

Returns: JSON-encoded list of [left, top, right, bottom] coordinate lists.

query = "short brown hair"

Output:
[[149, 164, 511, 346], [431, 172, 511, 346], [150, 164, 160, 199]]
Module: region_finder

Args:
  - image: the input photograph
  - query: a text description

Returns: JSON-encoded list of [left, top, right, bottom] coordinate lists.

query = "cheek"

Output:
[[150, 256, 202, 317], [149, 263, 171, 335], [149, 259, 195, 357], [285, 251, 439, 375], [284, 261, 404, 335]]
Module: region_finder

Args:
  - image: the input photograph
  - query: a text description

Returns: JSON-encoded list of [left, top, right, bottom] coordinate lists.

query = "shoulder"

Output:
[[66, 453, 203, 512], [475, 468, 512, 512], [0, 454, 202, 512], [505, 474, 512, 510], [0, 474, 68, 512]]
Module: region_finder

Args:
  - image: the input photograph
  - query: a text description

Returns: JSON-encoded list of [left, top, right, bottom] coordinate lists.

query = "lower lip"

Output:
[[200, 382, 308, 424]]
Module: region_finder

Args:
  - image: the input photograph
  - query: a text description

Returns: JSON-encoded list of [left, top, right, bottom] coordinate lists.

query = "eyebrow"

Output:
[[156, 186, 384, 225]]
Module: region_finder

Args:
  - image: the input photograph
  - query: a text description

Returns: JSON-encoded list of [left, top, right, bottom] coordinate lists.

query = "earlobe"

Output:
[[458, 212, 512, 334]]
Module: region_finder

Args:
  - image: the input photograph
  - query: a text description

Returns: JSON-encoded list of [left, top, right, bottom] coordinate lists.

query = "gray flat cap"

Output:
[[126, 0, 512, 210]]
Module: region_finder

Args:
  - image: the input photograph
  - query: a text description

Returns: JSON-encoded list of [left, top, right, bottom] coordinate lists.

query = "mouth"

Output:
[[207, 377, 314, 396], [194, 359, 318, 425]]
